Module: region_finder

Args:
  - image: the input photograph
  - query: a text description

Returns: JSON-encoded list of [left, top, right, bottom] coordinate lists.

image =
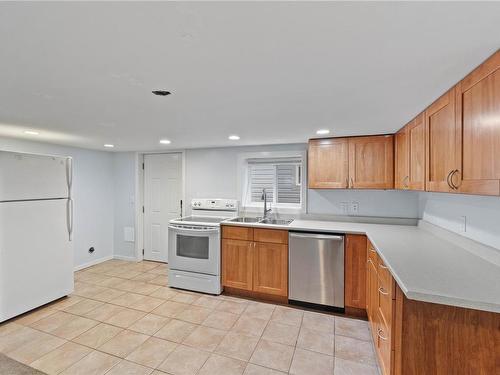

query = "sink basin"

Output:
[[259, 218, 294, 225], [227, 217, 262, 223]]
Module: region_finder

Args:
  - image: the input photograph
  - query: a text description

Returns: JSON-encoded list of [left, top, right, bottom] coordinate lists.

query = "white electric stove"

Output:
[[168, 199, 238, 294]]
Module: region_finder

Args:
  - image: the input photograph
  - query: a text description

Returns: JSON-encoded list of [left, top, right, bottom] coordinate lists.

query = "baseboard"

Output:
[[74, 255, 113, 271], [113, 254, 139, 262]]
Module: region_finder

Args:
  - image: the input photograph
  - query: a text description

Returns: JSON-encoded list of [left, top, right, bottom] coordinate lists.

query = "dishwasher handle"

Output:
[[290, 232, 344, 241]]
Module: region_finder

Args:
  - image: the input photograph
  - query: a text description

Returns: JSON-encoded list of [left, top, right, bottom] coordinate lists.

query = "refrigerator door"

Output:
[[0, 151, 71, 201], [0, 199, 74, 322]]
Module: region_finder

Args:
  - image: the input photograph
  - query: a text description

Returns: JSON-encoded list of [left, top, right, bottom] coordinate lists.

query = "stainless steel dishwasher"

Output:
[[289, 232, 344, 309]]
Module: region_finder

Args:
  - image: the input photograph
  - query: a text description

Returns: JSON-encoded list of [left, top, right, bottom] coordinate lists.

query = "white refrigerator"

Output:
[[0, 150, 74, 322]]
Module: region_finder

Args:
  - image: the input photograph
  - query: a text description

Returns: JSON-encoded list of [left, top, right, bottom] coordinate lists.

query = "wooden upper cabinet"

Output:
[[425, 88, 460, 193], [253, 242, 288, 296], [395, 127, 409, 190], [407, 113, 426, 190], [345, 234, 367, 309], [454, 51, 500, 196], [308, 138, 349, 189], [348, 135, 394, 189], [222, 239, 254, 291]]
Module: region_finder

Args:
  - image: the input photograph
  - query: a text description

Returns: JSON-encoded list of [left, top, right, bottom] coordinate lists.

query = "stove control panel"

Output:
[[191, 199, 238, 211]]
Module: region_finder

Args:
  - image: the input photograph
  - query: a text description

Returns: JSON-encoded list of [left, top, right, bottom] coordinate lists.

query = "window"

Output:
[[244, 156, 304, 209]]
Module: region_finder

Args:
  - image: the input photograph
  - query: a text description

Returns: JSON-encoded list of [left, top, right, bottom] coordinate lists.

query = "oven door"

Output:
[[168, 224, 220, 275]]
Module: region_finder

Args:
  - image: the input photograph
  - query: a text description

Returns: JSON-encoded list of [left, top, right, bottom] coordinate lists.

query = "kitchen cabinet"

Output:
[[345, 234, 367, 310], [348, 135, 394, 189], [308, 138, 349, 189], [221, 225, 288, 299], [308, 135, 394, 189], [395, 114, 425, 190]]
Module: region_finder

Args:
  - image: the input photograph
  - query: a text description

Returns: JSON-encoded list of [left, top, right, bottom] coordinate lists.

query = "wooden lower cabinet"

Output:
[[345, 234, 367, 309], [221, 225, 288, 299], [367, 240, 500, 375]]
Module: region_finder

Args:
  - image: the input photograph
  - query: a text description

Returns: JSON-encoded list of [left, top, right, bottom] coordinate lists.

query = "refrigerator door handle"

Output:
[[67, 198, 74, 241], [65, 157, 73, 198]]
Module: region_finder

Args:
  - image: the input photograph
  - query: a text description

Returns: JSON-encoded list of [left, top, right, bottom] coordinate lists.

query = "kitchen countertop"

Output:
[[222, 218, 500, 313]]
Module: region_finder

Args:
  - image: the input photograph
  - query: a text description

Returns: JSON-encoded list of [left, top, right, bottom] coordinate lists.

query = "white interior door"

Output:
[[144, 153, 182, 262]]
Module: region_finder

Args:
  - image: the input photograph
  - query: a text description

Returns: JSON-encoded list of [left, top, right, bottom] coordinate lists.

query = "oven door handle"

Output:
[[168, 225, 220, 233]]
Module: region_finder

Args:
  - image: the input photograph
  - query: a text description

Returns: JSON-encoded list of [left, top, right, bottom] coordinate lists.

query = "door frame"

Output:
[[134, 150, 186, 262]]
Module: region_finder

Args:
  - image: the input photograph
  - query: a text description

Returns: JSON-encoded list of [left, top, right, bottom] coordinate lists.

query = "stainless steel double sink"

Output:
[[226, 217, 294, 225]]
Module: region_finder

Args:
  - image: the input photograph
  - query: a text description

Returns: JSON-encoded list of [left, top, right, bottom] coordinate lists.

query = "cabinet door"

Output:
[[253, 242, 288, 296], [222, 239, 253, 291], [454, 51, 500, 196], [394, 127, 409, 190], [345, 234, 367, 309], [407, 113, 426, 190], [425, 88, 459, 193], [348, 136, 394, 189], [368, 258, 379, 343], [308, 138, 349, 189]]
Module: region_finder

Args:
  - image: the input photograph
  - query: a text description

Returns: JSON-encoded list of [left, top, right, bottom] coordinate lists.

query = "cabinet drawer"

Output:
[[377, 276, 395, 334], [367, 241, 378, 268], [222, 225, 253, 241], [254, 228, 288, 244], [377, 258, 395, 298], [375, 312, 393, 375]]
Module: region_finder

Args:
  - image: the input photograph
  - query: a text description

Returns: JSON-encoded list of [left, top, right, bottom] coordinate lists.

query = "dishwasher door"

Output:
[[289, 232, 344, 308]]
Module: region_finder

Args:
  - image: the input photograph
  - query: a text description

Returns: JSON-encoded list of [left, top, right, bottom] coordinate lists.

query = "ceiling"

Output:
[[0, 2, 499, 152]]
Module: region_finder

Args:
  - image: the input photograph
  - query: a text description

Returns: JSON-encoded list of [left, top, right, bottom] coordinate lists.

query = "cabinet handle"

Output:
[[446, 170, 455, 190], [378, 286, 389, 295], [379, 263, 388, 269], [403, 175, 409, 189], [350, 177, 354, 189], [370, 247, 377, 253], [450, 169, 460, 190], [345, 178, 349, 188], [377, 328, 388, 341]]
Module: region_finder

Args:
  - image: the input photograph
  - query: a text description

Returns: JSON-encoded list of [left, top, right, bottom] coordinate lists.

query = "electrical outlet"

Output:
[[460, 216, 467, 232], [340, 202, 349, 214], [350, 201, 359, 215]]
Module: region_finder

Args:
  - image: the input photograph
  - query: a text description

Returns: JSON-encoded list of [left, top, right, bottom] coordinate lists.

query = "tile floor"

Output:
[[0, 260, 380, 375]]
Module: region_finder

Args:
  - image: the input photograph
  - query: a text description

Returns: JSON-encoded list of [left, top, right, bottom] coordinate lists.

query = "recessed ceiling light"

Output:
[[159, 139, 171, 144], [152, 90, 171, 96], [24, 130, 39, 135], [104, 144, 114, 148], [228, 135, 240, 140], [316, 129, 330, 135]]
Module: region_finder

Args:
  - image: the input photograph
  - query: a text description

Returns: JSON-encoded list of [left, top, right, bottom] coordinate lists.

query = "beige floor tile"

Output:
[[154, 319, 197, 343], [97, 277, 124, 289], [183, 326, 226, 352], [30, 342, 92, 375], [262, 321, 300, 346], [217, 300, 248, 315], [129, 296, 165, 312], [149, 275, 168, 286], [147, 264, 168, 275], [271, 306, 303, 326], [333, 357, 380, 375], [133, 273, 160, 283], [202, 310, 239, 330], [50, 315, 99, 340], [14, 306, 57, 326], [129, 314, 170, 335], [243, 302, 275, 320], [192, 295, 222, 310], [301, 312, 335, 334], [7, 331, 66, 364], [170, 293, 200, 305], [149, 287, 179, 300], [244, 363, 286, 375], [0, 322, 24, 337], [49, 296, 84, 311], [289, 348, 334, 375], [335, 316, 371, 341], [151, 371, 169, 375], [98, 330, 150, 358], [249, 339, 294, 372], [63, 299, 104, 316], [30, 311, 76, 333], [104, 308, 146, 328], [106, 360, 154, 375], [126, 336, 177, 368], [84, 303, 124, 321], [60, 350, 121, 375], [92, 288, 127, 303], [232, 316, 269, 337], [132, 282, 162, 295], [0, 326, 44, 353], [157, 344, 210, 375], [152, 301, 189, 318], [72, 284, 108, 299], [216, 332, 259, 361], [110, 292, 147, 308], [73, 323, 123, 349], [174, 305, 212, 324], [198, 353, 246, 375], [296, 326, 334, 355], [334, 335, 377, 365]]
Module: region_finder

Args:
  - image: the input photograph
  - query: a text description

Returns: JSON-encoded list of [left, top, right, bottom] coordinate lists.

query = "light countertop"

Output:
[[222, 219, 500, 313]]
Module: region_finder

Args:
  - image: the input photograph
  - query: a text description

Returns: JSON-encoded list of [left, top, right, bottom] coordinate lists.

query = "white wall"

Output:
[[419, 192, 500, 250], [0, 137, 115, 268]]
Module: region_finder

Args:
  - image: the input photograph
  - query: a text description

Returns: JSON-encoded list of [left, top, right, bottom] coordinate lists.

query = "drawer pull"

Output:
[[379, 263, 388, 269], [370, 247, 377, 253], [378, 287, 389, 295], [377, 328, 388, 341]]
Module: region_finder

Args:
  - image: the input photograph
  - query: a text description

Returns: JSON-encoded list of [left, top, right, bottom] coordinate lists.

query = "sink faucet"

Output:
[[261, 188, 272, 219]]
